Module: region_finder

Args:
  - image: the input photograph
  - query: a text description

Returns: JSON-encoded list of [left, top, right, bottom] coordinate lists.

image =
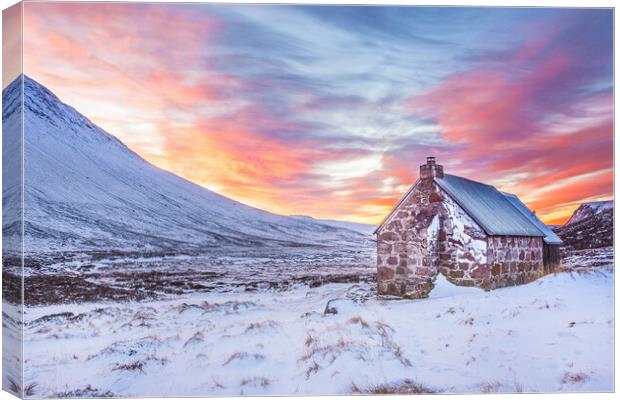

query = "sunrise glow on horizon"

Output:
[[10, 3, 613, 225]]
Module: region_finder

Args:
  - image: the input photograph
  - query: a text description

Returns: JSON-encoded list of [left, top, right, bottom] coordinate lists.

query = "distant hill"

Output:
[[3, 76, 371, 253], [289, 215, 374, 235], [554, 202, 613, 250], [565, 200, 613, 226]]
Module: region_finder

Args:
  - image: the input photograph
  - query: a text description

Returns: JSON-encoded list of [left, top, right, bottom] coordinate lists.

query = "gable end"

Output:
[[373, 179, 420, 234]]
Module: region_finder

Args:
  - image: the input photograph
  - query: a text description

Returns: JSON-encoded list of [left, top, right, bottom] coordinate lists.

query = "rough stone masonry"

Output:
[[375, 157, 546, 298]]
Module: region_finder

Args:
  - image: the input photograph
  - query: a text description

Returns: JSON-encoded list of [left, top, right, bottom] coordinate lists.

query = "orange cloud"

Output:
[[21, 2, 384, 222], [2, 2, 22, 88], [19, 4, 613, 227], [405, 25, 613, 225]]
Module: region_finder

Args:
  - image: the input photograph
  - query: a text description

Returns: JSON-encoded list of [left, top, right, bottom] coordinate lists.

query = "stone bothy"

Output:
[[374, 157, 562, 298]]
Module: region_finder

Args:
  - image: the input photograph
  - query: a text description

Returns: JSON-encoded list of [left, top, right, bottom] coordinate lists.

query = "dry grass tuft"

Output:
[[183, 331, 204, 348], [112, 356, 167, 373], [54, 385, 115, 398], [244, 320, 279, 333], [374, 321, 411, 367], [299, 339, 353, 364], [223, 351, 265, 366], [211, 379, 226, 390], [347, 316, 370, 329], [390, 342, 412, 367], [112, 360, 145, 373], [5, 379, 37, 396], [562, 371, 589, 384], [240, 377, 270, 387], [175, 300, 256, 315], [514, 380, 524, 393], [305, 360, 320, 378], [7, 378, 20, 395], [375, 321, 396, 335], [24, 383, 38, 396], [305, 332, 317, 348], [350, 379, 436, 394], [300, 319, 411, 380], [480, 379, 525, 393], [51, 385, 118, 399], [480, 381, 503, 393]]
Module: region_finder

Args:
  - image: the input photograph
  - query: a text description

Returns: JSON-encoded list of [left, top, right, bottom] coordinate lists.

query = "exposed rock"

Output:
[[555, 207, 612, 251], [565, 201, 612, 226]]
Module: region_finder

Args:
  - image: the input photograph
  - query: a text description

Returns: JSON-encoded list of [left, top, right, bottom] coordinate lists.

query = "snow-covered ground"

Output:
[[561, 247, 614, 270], [2, 75, 614, 398], [19, 265, 613, 397]]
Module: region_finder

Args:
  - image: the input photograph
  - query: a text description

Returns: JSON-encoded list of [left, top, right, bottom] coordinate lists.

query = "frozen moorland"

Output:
[[2, 76, 614, 397], [14, 250, 613, 397]]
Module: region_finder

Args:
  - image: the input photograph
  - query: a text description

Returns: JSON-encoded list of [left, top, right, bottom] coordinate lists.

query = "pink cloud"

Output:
[[404, 22, 612, 224], [17, 4, 613, 225], [2, 3, 22, 88]]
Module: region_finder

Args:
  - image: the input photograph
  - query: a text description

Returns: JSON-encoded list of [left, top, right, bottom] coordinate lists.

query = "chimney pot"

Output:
[[420, 156, 443, 180]]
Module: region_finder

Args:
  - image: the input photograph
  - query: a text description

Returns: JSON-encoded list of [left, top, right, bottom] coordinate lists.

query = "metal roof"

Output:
[[502, 192, 563, 245], [435, 174, 545, 238]]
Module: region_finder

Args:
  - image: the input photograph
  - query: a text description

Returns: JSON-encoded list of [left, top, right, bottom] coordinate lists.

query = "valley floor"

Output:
[[13, 257, 614, 397]]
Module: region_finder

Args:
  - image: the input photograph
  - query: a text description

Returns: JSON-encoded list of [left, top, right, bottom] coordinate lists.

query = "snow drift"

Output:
[[21, 269, 614, 396]]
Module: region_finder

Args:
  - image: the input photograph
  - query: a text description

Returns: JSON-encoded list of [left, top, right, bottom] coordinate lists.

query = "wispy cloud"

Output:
[[21, 4, 613, 224], [405, 9, 613, 224]]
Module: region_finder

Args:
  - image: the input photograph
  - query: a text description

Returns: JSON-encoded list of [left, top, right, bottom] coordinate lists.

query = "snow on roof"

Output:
[[502, 192, 563, 245], [434, 174, 545, 238]]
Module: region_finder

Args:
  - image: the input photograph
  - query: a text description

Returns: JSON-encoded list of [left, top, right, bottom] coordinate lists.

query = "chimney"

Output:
[[419, 156, 444, 180]]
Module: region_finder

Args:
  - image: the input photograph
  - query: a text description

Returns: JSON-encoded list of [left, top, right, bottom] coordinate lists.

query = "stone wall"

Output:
[[375, 177, 490, 297], [486, 236, 544, 289], [435, 191, 489, 288], [376, 179, 546, 298], [376, 178, 444, 297]]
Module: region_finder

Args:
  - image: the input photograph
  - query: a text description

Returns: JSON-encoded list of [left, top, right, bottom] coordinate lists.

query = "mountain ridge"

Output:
[[554, 201, 613, 250], [565, 200, 613, 226], [3, 75, 372, 253]]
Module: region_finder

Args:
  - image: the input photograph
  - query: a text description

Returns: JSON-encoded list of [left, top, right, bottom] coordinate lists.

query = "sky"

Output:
[[7, 3, 614, 225]]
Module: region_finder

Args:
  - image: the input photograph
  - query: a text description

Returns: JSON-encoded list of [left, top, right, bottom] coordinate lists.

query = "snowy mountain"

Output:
[[289, 215, 375, 235], [565, 201, 613, 226], [555, 202, 613, 250], [2, 75, 372, 253]]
